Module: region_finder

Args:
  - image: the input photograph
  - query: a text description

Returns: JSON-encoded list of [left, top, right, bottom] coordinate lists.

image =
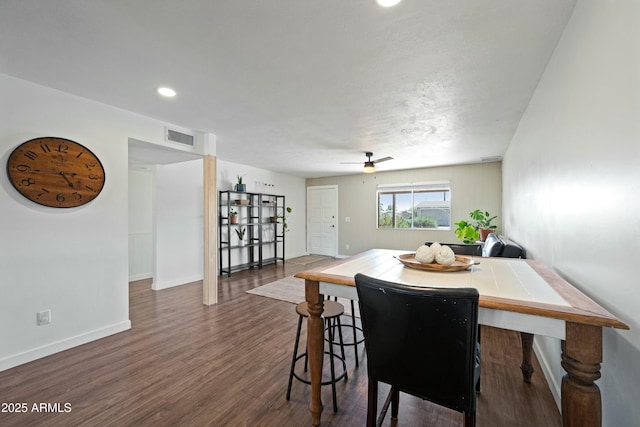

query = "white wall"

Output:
[[128, 168, 153, 281], [217, 159, 307, 261], [502, 1, 640, 425], [0, 75, 176, 370], [127, 157, 306, 286], [130, 155, 308, 288], [307, 162, 502, 256], [153, 160, 205, 289], [148, 157, 307, 282]]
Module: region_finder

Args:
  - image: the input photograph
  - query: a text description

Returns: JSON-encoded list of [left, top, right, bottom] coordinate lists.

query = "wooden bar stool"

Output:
[[286, 300, 347, 413]]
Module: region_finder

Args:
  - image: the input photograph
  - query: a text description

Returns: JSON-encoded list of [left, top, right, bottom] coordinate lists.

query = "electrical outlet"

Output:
[[37, 310, 51, 326], [345, 244, 350, 250]]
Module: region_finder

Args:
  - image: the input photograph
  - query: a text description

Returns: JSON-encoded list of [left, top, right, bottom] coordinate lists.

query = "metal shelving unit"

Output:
[[218, 190, 285, 275]]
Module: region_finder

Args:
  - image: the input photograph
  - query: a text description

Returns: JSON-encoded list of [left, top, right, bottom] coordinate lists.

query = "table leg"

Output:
[[305, 279, 325, 426], [519, 332, 535, 383], [561, 322, 602, 427]]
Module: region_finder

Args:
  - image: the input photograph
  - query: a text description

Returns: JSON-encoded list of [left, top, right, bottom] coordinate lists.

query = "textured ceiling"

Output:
[[0, 0, 576, 178]]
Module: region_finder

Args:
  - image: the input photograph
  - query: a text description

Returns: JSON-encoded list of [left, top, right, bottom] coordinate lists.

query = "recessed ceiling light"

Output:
[[157, 87, 176, 97], [377, 0, 402, 7]]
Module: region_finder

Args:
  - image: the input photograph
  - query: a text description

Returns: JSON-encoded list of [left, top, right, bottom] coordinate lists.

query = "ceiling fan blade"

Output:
[[340, 161, 364, 164], [373, 156, 393, 164]]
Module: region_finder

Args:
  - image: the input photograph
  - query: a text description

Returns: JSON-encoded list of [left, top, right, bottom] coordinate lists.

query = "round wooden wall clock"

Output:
[[6, 137, 106, 208]]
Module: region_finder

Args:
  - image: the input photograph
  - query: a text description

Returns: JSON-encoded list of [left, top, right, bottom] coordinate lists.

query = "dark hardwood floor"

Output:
[[0, 259, 561, 426]]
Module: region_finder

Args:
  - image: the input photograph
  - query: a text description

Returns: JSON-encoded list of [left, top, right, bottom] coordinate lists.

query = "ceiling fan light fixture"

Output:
[[363, 161, 376, 173], [341, 151, 391, 173]]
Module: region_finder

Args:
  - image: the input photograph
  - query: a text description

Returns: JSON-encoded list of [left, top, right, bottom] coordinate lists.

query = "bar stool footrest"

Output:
[[291, 351, 347, 385], [328, 323, 365, 347]]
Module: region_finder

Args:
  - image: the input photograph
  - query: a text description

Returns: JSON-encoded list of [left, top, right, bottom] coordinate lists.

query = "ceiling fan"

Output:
[[342, 152, 393, 173]]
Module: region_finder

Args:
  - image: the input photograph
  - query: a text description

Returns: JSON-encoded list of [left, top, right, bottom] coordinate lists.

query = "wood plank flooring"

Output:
[[0, 259, 561, 426]]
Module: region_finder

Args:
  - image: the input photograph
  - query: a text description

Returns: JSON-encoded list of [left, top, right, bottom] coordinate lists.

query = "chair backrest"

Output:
[[482, 233, 504, 257], [355, 274, 479, 414], [425, 241, 482, 256], [482, 233, 525, 258]]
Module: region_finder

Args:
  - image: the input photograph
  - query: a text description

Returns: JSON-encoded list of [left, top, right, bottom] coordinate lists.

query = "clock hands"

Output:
[[59, 171, 76, 188], [30, 168, 78, 176]]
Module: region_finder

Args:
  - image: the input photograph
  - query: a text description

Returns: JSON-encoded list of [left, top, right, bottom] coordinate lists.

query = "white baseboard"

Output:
[[129, 272, 152, 282], [285, 252, 309, 259], [0, 320, 131, 372], [152, 274, 203, 290]]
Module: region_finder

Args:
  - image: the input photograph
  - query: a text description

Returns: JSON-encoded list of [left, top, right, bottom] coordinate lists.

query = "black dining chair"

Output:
[[355, 273, 480, 427], [425, 241, 482, 256]]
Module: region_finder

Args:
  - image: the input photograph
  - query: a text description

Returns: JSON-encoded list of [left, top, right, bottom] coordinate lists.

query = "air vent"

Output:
[[165, 127, 195, 147], [481, 156, 502, 163]]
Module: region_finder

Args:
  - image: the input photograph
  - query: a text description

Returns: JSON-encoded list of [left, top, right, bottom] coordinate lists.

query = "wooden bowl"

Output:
[[395, 253, 478, 272]]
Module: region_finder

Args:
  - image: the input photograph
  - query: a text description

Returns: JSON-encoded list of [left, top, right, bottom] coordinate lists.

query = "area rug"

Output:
[[246, 275, 306, 304], [286, 255, 333, 265], [246, 275, 359, 317]]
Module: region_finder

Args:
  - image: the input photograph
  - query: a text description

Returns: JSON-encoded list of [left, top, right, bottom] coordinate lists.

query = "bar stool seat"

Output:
[[286, 300, 347, 413]]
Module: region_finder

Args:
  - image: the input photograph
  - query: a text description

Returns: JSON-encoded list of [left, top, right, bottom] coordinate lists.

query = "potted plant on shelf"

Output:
[[235, 175, 246, 192], [235, 227, 246, 246], [278, 206, 292, 232], [454, 209, 498, 243], [229, 209, 238, 224]]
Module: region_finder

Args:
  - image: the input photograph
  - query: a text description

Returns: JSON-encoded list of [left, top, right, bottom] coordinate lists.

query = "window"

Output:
[[377, 182, 451, 229]]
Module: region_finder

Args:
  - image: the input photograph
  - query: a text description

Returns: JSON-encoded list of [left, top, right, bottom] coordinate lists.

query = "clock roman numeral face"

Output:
[[6, 137, 106, 208]]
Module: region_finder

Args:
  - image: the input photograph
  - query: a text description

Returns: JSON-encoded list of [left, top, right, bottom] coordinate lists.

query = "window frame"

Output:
[[376, 181, 451, 230]]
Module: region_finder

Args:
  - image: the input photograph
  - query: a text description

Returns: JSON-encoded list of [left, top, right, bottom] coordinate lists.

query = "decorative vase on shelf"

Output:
[[235, 175, 246, 192], [235, 227, 246, 247]]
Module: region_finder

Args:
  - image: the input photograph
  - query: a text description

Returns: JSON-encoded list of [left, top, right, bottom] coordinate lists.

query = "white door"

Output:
[[307, 186, 337, 257]]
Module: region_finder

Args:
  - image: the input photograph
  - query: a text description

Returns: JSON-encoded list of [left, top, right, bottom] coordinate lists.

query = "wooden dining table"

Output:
[[294, 248, 628, 426]]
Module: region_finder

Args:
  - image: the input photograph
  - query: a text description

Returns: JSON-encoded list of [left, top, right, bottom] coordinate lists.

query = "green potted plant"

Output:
[[235, 227, 246, 246], [454, 209, 498, 243], [278, 206, 292, 232], [235, 175, 246, 192], [229, 209, 238, 224], [454, 219, 480, 244], [471, 209, 497, 241]]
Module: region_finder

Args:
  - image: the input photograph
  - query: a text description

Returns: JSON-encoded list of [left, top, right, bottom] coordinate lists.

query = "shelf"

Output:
[[220, 260, 261, 275], [261, 257, 280, 266], [218, 191, 285, 276]]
